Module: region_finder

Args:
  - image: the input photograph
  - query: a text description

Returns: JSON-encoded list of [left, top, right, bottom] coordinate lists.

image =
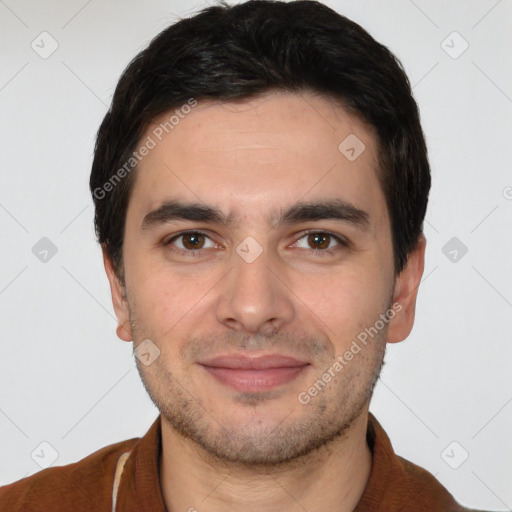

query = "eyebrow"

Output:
[[140, 199, 370, 231]]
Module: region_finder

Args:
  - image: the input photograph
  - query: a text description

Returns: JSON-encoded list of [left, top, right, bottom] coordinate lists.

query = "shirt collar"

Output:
[[117, 412, 402, 511]]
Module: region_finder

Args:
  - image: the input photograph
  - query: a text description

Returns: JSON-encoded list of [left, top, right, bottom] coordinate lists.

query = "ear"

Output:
[[387, 234, 426, 344], [102, 246, 133, 342]]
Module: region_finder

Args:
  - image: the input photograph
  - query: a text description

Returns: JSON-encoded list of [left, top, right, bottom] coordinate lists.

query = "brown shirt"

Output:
[[0, 413, 486, 511]]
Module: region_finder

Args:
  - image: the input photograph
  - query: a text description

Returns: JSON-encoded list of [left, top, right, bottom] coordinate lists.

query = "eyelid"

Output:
[[292, 230, 349, 250], [164, 230, 216, 247]]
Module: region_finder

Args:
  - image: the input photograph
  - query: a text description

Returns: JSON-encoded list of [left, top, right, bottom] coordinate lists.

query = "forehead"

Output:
[[128, 92, 387, 231]]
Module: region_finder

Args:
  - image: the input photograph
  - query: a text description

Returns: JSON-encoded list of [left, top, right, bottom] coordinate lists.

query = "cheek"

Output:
[[289, 264, 389, 343], [127, 260, 220, 336]]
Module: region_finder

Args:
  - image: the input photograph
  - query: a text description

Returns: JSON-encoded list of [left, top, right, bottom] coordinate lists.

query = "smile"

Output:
[[199, 354, 310, 393]]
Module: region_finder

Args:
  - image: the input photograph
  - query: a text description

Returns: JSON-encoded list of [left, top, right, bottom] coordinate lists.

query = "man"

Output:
[[0, 1, 493, 511]]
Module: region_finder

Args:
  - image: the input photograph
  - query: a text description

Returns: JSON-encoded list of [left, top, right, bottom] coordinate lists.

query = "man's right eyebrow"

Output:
[[140, 201, 231, 231]]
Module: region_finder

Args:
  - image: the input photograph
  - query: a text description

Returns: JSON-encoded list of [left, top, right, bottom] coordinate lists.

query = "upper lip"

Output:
[[199, 354, 310, 370]]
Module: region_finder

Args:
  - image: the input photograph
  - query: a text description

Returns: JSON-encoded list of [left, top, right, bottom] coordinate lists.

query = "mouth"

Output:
[[198, 354, 311, 393]]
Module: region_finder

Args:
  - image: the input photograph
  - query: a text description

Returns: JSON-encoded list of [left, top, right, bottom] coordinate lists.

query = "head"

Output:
[[91, 0, 429, 466]]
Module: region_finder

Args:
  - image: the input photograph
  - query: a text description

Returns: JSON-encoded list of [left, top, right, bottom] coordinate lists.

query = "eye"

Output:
[[293, 232, 347, 252], [165, 231, 216, 252]]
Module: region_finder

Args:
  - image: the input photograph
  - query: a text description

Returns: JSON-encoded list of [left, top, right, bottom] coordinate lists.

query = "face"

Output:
[[105, 92, 425, 466]]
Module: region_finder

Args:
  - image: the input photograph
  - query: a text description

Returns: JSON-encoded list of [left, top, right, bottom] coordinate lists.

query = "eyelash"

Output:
[[163, 230, 349, 258]]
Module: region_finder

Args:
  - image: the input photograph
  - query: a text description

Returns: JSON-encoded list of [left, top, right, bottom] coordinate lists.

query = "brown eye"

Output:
[[293, 231, 347, 254], [307, 233, 331, 250], [166, 231, 215, 252], [181, 232, 205, 250]]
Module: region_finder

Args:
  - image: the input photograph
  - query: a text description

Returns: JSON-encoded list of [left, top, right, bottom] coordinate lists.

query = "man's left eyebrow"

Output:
[[278, 200, 371, 230]]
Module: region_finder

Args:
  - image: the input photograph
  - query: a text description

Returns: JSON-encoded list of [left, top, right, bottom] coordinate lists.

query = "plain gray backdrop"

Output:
[[0, 0, 511, 510]]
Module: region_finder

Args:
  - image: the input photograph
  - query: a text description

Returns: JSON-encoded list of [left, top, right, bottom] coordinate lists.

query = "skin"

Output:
[[104, 92, 426, 511]]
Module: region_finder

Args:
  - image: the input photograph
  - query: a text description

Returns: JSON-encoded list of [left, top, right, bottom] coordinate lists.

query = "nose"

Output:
[[215, 245, 296, 334]]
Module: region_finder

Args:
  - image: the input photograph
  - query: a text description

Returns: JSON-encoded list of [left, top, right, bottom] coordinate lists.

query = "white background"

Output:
[[0, 0, 511, 509]]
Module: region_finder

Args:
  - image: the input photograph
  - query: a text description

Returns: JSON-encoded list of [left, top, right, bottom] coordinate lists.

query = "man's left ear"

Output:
[[387, 234, 426, 344]]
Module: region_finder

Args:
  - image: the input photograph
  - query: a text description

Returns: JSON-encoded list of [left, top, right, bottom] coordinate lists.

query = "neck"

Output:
[[159, 409, 372, 512]]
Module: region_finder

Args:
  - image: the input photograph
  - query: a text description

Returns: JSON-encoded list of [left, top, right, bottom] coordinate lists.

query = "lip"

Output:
[[200, 354, 309, 370], [199, 354, 310, 393]]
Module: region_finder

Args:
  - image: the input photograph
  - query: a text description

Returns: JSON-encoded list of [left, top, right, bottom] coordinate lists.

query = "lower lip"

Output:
[[201, 365, 309, 393]]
